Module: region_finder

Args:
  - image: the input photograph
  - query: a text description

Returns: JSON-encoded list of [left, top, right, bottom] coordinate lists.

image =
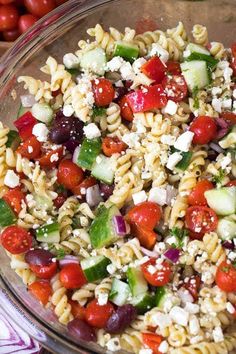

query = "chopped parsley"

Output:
[[92, 106, 106, 118], [212, 168, 226, 185], [55, 248, 66, 260], [170, 227, 188, 248]]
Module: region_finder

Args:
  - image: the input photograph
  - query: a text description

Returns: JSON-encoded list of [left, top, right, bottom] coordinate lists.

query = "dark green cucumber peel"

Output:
[[6, 130, 20, 150], [77, 138, 102, 170], [0, 199, 16, 227], [81, 255, 111, 282]]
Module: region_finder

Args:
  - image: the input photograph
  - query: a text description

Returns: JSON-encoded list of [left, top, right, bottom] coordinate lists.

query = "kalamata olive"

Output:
[[67, 319, 96, 342], [105, 304, 137, 334], [25, 249, 54, 266], [49, 125, 72, 144], [99, 183, 114, 200], [63, 139, 80, 153], [114, 86, 128, 103], [70, 118, 84, 143]]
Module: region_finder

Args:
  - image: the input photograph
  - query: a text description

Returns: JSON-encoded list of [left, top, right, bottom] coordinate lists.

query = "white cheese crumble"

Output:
[[63, 53, 80, 69], [158, 340, 169, 353], [28, 146, 33, 153], [106, 56, 124, 72], [233, 89, 236, 99], [32, 123, 49, 142], [4, 170, 20, 188], [211, 86, 222, 96], [149, 43, 169, 63], [132, 190, 147, 205], [107, 263, 116, 274], [97, 292, 108, 306], [139, 349, 153, 354], [162, 100, 178, 115], [222, 98, 232, 110], [50, 153, 59, 163], [160, 134, 176, 146], [212, 98, 222, 113], [122, 132, 140, 148], [83, 123, 101, 139], [213, 326, 224, 343], [167, 152, 182, 170], [132, 58, 147, 74], [120, 62, 134, 80], [174, 131, 194, 152], [169, 306, 189, 326], [189, 315, 200, 335], [226, 302, 235, 314], [148, 312, 172, 329], [63, 104, 74, 117], [223, 66, 233, 83], [148, 187, 167, 206], [106, 338, 121, 351]]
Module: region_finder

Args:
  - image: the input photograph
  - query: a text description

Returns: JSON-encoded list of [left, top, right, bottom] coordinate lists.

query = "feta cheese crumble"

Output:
[[4, 170, 20, 188], [148, 187, 167, 206], [83, 123, 101, 139], [162, 100, 178, 115], [169, 306, 189, 326], [149, 43, 169, 63], [167, 152, 182, 170], [32, 123, 49, 142], [174, 131, 194, 152], [63, 53, 80, 69], [132, 191, 147, 205]]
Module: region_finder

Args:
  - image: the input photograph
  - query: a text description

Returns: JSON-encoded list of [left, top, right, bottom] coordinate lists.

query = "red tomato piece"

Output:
[[18, 14, 38, 34], [0, 4, 19, 31], [131, 223, 157, 249], [185, 206, 218, 234], [38, 147, 64, 168], [161, 74, 187, 102], [141, 259, 172, 286], [3, 187, 25, 214], [53, 193, 67, 208], [24, 0, 56, 18], [190, 116, 217, 145], [231, 58, 236, 77], [0, 0, 14, 4], [59, 264, 87, 289], [183, 275, 201, 301], [126, 201, 162, 230], [216, 260, 236, 292], [85, 299, 114, 328], [3, 28, 20, 41], [30, 262, 57, 279], [119, 95, 134, 121], [188, 180, 214, 206], [17, 135, 42, 159], [71, 176, 97, 198], [231, 42, 236, 58], [141, 56, 166, 83], [166, 61, 181, 75], [188, 230, 204, 241], [126, 84, 167, 112], [226, 180, 236, 187], [68, 300, 86, 320], [14, 111, 37, 141], [142, 333, 163, 354], [92, 78, 115, 107], [57, 160, 84, 190], [102, 136, 127, 157], [221, 111, 236, 125], [1, 226, 32, 254], [28, 280, 52, 305]]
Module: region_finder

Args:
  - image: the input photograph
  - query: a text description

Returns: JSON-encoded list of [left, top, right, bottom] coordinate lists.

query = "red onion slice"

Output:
[[164, 248, 180, 263], [113, 215, 127, 236], [86, 184, 103, 207], [72, 146, 80, 164], [59, 255, 80, 267], [209, 142, 224, 154], [222, 240, 235, 250], [215, 117, 230, 139]]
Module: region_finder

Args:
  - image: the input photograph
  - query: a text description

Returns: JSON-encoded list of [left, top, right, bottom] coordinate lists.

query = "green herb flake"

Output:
[[212, 168, 226, 185], [56, 249, 66, 260], [92, 106, 106, 118], [170, 227, 189, 248]]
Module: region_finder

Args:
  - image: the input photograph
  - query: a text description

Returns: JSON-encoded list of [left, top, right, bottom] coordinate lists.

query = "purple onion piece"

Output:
[[25, 249, 54, 266], [59, 255, 80, 268], [164, 248, 180, 263], [67, 319, 96, 342], [222, 240, 235, 250], [99, 183, 114, 200], [86, 184, 103, 207], [113, 215, 127, 236], [209, 142, 224, 154], [105, 305, 137, 334], [215, 117, 230, 139]]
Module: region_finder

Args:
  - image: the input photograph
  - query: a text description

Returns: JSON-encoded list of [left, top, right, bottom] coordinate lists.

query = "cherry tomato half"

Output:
[[57, 160, 84, 190], [126, 201, 162, 230], [38, 147, 64, 168], [24, 0, 56, 18], [183, 275, 201, 301], [188, 180, 214, 206], [185, 206, 218, 234], [85, 299, 114, 328], [215, 260, 236, 292], [3, 187, 25, 214], [221, 111, 236, 125], [18, 14, 38, 34], [119, 95, 134, 121], [1, 226, 32, 254], [226, 180, 236, 187], [2, 28, 19, 41], [141, 259, 172, 286], [231, 42, 236, 58], [161, 74, 188, 102], [17, 135, 42, 159], [68, 300, 86, 320], [59, 264, 87, 289], [142, 333, 163, 354], [0, 0, 14, 4], [131, 223, 157, 250], [166, 61, 181, 75], [190, 116, 217, 145], [28, 280, 52, 305], [30, 262, 57, 279], [92, 78, 115, 107], [71, 176, 97, 198], [102, 136, 127, 157], [0, 4, 19, 31]]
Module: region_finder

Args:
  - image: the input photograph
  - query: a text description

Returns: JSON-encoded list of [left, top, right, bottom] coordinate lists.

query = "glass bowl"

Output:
[[0, 0, 235, 352]]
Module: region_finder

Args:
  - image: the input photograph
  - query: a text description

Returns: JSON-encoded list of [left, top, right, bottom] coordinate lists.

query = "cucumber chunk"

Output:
[[113, 41, 139, 62], [36, 222, 60, 243], [131, 292, 155, 314], [32, 103, 53, 124], [186, 52, 218, 71], [81, 255, 110, 282], [181, 60, 209, 91], [0, 199, 16, 227], [204, 187, 236, 216], [109, 278, 131, 306], [217, 218, 236, 240], [185, 43, 210, 56], [77, 138, 102, 170], [80, 48, 107, 76], [6, 130, 20, 150], [33, 194, 53, 211], [91, 154, 116, 185], [89, 205, 120, 248], [126, 267, 148, 297]]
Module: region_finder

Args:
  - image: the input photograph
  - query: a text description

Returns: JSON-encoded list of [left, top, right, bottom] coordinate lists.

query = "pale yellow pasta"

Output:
[[87, 24, 121, 56], [94, 277, 113, 299], [167, 21, 188, 50], [120, 328, 143, 353], [0, 122, 9, 187], [50, 275, 73, 325], [202, 232, 226, 264], [17, 76, 52, 102], [169, 195, 188, 229], [10, 254, 36, 285], [72, 283, 96, 306], [209, 41, 226, 59], [58, 197, 78, 241], [192, 24, 208, 46]]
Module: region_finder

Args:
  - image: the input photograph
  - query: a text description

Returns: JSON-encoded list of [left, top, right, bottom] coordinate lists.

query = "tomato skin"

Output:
[[14, 111, 37, 141], [0, 4, 19, 31], [59, 264, 87, 289], [188, 230, 204, 240], [68, 300, 86, 320], [141, 56, 166, 83], [119, 95, 134, 121], [216, 260, 236, 292], [17, 135, 41, 159], [71, 176, 97, 198], [0, 0, 14, 4], [24, 0, 56, 18], [102, 136, 127, 157], [185, 206, 218, 234], [226, 180, 236, 187], [57, 160, 84, 190], [183, 275, 201, 301], [3, 28, 19, 41], [190, 116, 217, 145], [161, 74, 187, 102], [19, 14, 38, 34], [231, 58, 236, 77], [232, 42, 236, 57], [85, 299, 114, 328], [126, 84, 167, 112], [141, 259, 172, 286], [221, 111, 236, 125], [28, 280, 52, 305], [166, 61, 181, 75], [188, 180, 214, 206], [131, 223, 157, 249], [142, 333, 163, 354], [126, 202, 162, 230], [30, 262, 57, 279], [1, 226, 32, 254], [3, 187, 25, 214], [38, 147, 64, 168], [53, 193, 67, 208], [92, 79, 115, 107]]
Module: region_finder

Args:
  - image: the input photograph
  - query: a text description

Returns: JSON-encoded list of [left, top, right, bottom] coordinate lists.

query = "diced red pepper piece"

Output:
[[14, 111, 37, 141], [141, 56, 166, 83], [126, 84, 167, 113]]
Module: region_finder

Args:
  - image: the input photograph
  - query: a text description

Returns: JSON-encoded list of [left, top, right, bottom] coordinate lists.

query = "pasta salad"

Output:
[[1, 21, 236, 354]]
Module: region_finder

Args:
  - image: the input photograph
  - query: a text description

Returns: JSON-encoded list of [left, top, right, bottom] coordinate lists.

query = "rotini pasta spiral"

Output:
[[50, 275, 73, 324], [202, 232, 226, 265], [58, 197, 78, 241], [0, 122, 9, 187], [192, 24, 208, 46], [72, 283, 96, 306]]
